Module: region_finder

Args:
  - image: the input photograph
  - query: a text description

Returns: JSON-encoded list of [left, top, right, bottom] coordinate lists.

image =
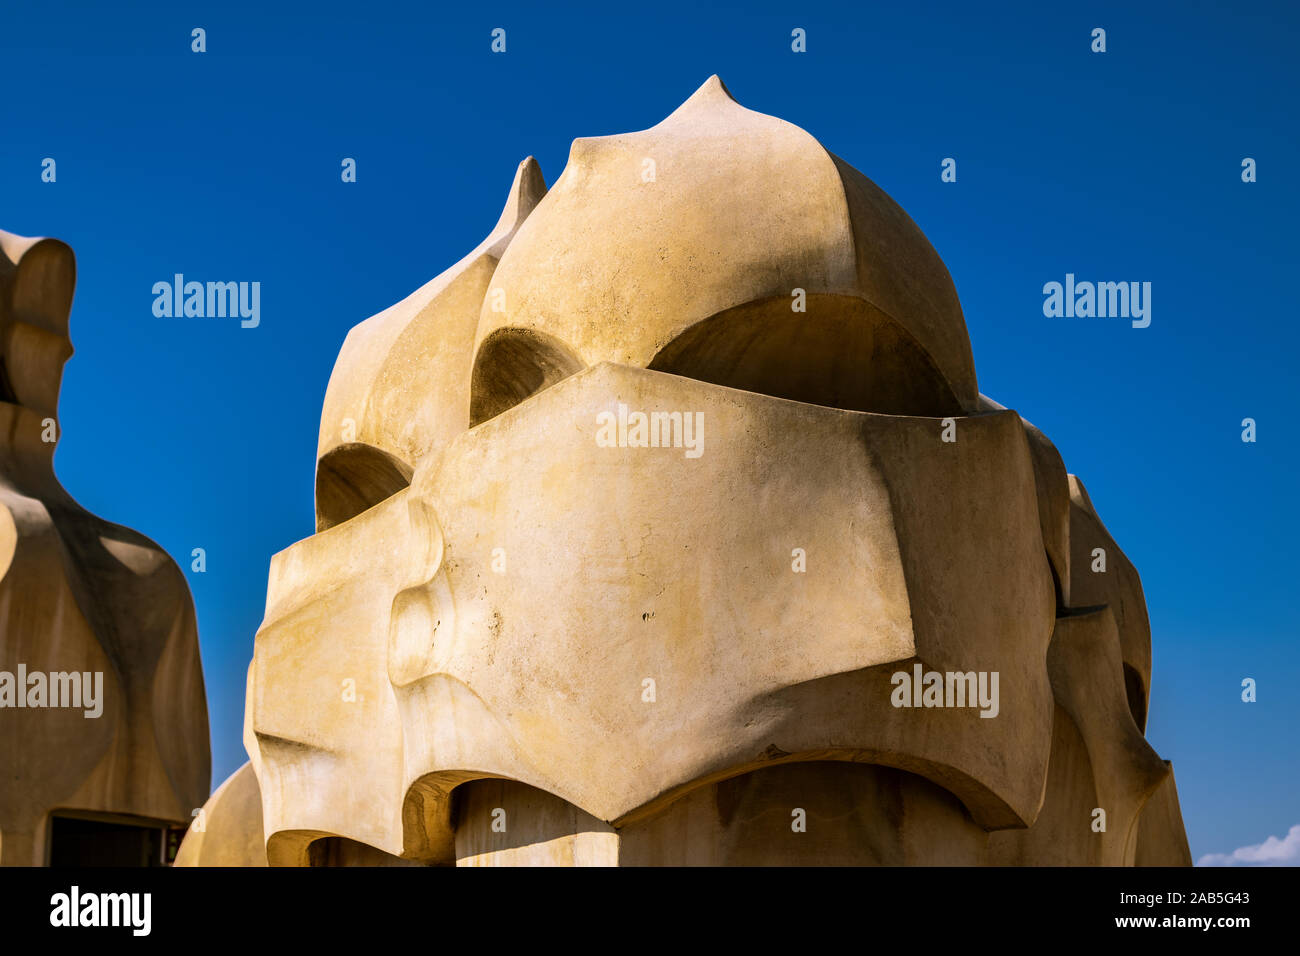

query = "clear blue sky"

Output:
[[4, 1, 1296, 863]]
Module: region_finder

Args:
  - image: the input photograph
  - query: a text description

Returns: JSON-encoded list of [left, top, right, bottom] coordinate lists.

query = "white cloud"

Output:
[[1197, 824, 1300, 866]]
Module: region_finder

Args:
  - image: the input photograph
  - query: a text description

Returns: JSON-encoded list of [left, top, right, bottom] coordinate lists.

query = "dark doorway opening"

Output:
[[47, 814, 179, 867]]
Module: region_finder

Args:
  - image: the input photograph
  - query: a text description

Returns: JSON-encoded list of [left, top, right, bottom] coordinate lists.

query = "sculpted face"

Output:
[[234, 77, 1190, 866]]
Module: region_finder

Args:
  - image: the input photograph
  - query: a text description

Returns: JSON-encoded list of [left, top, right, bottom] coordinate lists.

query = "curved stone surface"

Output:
[[1066, 475, 1152, 729], [456, 765, 989, 866], [224, 77, 1187, 866], [1135, 764, 1194, 866], [978, 395, 1072, 607], [989, 608, 1167, 865], [472, 76, 978, 422], [251, 364, 1054, 862], [0, 230, 210, 865], [174, 762, 265, 867], [315, 158, 547, 530]]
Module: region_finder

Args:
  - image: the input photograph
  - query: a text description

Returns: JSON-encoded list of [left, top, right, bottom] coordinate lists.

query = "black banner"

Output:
[[0, 865, 1286, 943]]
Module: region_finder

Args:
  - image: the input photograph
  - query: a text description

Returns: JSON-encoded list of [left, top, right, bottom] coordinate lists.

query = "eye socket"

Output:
[[467, 297, 965, 428], [314, 442, 413, 532], [1124, 663, 1148, 732], [648, 295, 964, 418], [469, 327, 585, 427]]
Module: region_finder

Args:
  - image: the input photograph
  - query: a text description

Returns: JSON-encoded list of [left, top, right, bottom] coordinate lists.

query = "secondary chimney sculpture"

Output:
[[1, 231, 211, 866]]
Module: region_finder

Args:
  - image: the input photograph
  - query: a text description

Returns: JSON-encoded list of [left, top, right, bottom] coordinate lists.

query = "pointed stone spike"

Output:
[[687, 74, 737, 104], [314, 154, 553, 507], [486, 156, 548, 258], [658, 74, 745, 126]]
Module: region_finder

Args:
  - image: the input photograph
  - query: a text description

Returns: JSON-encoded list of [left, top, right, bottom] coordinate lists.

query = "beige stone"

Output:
[[173, 762, 264, 867], [178, 76, 1190, 867], [1067, 475, 1152, 729], [0, 231, 210, 865], [473, 76, 978, 425], [316, 158, 547, 531], [1135, 765, 1194, 866], [988, 608, 1168, 865]]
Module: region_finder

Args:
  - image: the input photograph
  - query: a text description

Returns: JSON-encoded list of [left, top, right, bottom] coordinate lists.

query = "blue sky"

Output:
[[3, 1, 1296, 863]]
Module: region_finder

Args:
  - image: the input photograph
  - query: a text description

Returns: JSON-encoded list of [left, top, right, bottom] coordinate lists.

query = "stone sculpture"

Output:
[[178, 77, 1191, 866], [1, 230, 210, 866]]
